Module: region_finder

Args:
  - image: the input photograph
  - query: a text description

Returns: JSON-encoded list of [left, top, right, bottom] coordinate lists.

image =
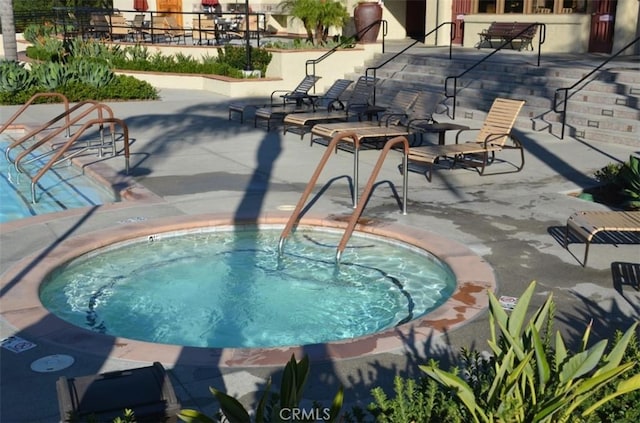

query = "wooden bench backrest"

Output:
[[475, 98, 525, 146]]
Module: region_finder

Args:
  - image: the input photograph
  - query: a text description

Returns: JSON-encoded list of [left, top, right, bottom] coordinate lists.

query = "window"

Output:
[[473, 0, 587, 14], [478, 0, 497, 13], [505, 0, 524, 13]]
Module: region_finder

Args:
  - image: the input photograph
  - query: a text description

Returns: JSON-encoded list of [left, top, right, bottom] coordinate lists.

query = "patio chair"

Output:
[[307, 89, 426, 143], [108, 14, 133, 42], [405, 97, 526, 181], [192, 17, 217, 45], [90, 13, 110, 39], [228, 74, 321, 123], [164, 16, 187, 44], [255, 78, 353, 130], [564, 210, 640, 266], [282, 75, 379, 138]]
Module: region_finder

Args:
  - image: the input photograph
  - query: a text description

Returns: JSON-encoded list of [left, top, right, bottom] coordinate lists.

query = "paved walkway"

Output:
[[1, 82, 639, 421]]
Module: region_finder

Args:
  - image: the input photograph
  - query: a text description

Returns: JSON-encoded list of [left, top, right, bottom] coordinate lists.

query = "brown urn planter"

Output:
[[354, 2, 383, 43]]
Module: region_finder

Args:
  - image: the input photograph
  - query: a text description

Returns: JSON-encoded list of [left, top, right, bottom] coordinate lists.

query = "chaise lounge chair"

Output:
[[282, 75, 379, 138], [308, 90, 445, 147], [254, 78, 353, 130], [405, 97, 526, 181], [564, 210, 640, 266], [228, 74, 321, 123]]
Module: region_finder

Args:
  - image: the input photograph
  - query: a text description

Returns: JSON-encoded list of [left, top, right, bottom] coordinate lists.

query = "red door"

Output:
[[588, 0, 617, 53], [451, 0, 472, 45]]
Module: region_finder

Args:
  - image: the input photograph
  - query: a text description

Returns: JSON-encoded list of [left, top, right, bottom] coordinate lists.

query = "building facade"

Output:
[[113, 0, 640, 54]]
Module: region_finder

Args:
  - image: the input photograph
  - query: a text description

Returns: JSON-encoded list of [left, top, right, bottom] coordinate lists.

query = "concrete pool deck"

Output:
[[1, 87, 639, 421]]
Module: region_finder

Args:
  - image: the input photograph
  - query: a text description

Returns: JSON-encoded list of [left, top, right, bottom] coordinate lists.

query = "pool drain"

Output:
[[30, 354, 75, 372]]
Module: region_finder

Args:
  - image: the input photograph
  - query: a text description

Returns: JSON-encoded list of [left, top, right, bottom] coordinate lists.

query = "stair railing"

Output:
[[365, 22, 456, 106], [444, 22, 546, 119], [553, 35, 640, 140], [305, 19, 387, 92]]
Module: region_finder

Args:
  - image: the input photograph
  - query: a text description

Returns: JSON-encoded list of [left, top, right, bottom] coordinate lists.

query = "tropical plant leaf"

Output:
[[176, 408, 218, 423], [581, 372, 640, 416], [559, 339, 608, 383], [327, 385, 344, 423], [595, 322, 638, 375], [532, 324, 551, 388], [506, 280, 536, 337], [210, 387, 251, 423]]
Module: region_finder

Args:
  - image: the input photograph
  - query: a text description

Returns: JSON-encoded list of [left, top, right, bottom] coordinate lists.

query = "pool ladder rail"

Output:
[[278, 132, 410, 263], [2, 94, 131, 204]]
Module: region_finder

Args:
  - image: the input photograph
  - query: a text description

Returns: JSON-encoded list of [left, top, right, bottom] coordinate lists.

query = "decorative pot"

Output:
[[354, 2, 382, 44]]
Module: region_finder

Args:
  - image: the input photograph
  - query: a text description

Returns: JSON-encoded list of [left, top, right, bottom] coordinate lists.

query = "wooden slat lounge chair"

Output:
[[564, 210, 640, 266], [282, 76, 379, 137], [308, 90, 440, 146], [255, 78, 352, 130], [406, 97, 526, 181], [228, 75, 321, 124]]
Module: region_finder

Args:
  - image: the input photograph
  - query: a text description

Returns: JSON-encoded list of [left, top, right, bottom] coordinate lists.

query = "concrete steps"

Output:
[[352, 48, 640, 146]]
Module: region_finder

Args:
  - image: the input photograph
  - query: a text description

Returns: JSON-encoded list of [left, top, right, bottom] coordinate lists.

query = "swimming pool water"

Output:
[[40, 227, 457, 348], [1, 136, 116, 223]]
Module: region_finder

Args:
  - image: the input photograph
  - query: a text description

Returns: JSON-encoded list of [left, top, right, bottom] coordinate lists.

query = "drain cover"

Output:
[[30, 354, 75, 372]]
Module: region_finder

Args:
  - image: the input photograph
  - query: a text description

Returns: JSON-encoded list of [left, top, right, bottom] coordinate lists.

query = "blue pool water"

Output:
[[1, 135, 116, 223], [40, 227, 457, 348]]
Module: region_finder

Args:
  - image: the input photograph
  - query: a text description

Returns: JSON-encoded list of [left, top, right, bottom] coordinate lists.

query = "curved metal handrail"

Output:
[[22, 117, 130, 204], [0, 93, 70, 138], [444, 22, 546, 119], [335, 135, 409, 263], [278, 132, 361, 257], [553, 35, 640, 140], [8, 101, 114, 165], [365, 22, 456, 106]]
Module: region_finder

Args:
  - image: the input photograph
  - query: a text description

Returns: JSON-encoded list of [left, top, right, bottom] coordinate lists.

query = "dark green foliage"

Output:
[[216, 45, 272, 76], [593, 156, 640, 210], [580, 330, 640, 423]]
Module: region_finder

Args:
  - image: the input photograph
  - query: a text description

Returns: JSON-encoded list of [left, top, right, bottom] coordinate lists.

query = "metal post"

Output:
[[245, 0, 252, 71]]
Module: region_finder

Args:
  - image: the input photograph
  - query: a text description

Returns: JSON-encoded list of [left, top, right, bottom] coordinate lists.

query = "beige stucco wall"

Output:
[[461, 13, 590, 53], [117, 44, 380, 98]]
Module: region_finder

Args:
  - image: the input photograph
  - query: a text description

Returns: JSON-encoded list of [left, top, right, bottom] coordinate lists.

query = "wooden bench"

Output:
[[478, 22, 537, 51]]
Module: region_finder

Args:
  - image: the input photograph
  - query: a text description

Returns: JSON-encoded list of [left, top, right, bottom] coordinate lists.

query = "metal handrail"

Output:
[[6, 100, 113, 164], [444, 22, 546, 119], [19, 117, 130, 204], [553, 35, 640, 140], [0, 93, 70, 138], [278, 132, 362, 257], [335, 135, 409, 263], [365, 22, 456, 106], [304, 19, 388, 87]]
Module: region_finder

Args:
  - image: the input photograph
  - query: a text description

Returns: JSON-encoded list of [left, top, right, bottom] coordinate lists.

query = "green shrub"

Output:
[[421, 281, 640, 423], [217, 45, 272, 76], [355, 374, 467, 423], [0, 60, 34, 93]]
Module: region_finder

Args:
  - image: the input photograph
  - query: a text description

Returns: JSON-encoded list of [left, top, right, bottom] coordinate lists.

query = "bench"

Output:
[[564, 211, 640, 266], [478, 22, 537, 51]]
